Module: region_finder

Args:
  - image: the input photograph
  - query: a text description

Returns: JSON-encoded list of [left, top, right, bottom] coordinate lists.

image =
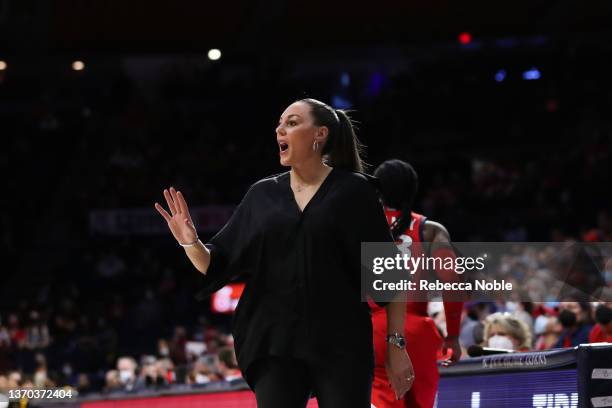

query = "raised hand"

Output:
[[154, 186, 198, 245]]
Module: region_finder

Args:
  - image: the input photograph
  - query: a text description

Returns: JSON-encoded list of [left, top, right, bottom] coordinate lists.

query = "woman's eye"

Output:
[[288, 121, 297, 126]]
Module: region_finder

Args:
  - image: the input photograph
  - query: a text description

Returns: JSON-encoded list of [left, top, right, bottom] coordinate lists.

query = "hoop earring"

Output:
[[313, 141, 319, 152]]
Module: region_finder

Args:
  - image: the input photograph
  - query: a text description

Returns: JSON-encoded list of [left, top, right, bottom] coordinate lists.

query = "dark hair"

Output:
[[373, 159, 419, 239], [298, 98, 364, 172], [559, 293, 595, 324]]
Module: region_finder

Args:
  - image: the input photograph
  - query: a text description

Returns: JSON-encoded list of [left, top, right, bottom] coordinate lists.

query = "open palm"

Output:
[[154, 186, 198, 245]]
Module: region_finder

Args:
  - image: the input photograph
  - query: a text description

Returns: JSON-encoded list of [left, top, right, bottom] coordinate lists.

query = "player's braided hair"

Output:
[[373, 159, 419, 239]]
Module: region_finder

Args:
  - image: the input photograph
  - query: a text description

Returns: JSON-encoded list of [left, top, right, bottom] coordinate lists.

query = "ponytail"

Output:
[[298, 98, 365, 172], [326, 109, 364, 172]]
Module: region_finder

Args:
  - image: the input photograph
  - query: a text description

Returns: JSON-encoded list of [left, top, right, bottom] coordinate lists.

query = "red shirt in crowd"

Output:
[[589, 324, 612, 343]]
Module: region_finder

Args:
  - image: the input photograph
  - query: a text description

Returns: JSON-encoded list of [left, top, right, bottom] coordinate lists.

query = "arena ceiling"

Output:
[[1, 0, 611, 54]]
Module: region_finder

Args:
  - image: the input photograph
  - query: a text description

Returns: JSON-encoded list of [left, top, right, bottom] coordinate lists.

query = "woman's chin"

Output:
[[279, 156, 291, 167]]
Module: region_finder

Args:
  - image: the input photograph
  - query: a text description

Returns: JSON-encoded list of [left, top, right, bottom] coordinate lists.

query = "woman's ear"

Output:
[[315, 126, 329, 144]]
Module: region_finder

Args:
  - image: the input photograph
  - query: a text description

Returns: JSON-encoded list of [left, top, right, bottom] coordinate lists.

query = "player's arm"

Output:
[[424, 220, 463, 364]]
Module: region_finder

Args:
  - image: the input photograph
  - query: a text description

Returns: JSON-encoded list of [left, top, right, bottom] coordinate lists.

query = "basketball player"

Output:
[[370, 159, 464, 408]]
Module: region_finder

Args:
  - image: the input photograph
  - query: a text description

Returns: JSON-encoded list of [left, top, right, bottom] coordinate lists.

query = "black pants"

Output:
[[248, 355, 373, 408]]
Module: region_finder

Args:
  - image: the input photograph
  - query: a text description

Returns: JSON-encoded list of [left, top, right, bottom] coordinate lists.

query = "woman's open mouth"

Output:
[[279, 142, 289, 155]]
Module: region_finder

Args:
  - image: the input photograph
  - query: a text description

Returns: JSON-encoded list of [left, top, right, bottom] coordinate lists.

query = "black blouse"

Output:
[[197, 167, 395, 387]]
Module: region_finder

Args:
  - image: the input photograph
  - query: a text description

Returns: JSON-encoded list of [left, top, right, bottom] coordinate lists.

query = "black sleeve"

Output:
[[195, 185, 255, 300], [356, 174, 395, 244], [343, 174, 400, 307]]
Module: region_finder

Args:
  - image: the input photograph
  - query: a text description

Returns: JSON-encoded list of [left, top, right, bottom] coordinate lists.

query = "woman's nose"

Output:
[[276, 125, 285, 136]]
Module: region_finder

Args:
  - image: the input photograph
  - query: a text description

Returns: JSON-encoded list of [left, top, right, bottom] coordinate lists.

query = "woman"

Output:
[[154, 98, 414, 407], [483, 312, 532, 351]]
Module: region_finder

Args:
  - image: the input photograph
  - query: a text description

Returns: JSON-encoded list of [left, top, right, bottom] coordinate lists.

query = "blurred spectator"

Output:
[[0, 374, 7, 392], [507, 302, 534, 333], [0, 318, 11, 372], [0, 319, 10, 347], [157, 338, 170, 358], [555, 300, 593, 348], [459, 302, 490, 348], [77, 373, 92, 393], [138, 356, 166, 388], [157, 358, 176, 384], [589, 302, 612, 343], [534, 315, 562, 350], [116, 356, 138, 391], [7, 314, 26, 349], [104, 369, 122, 392], [217, 347, 241, 381], [7, 371, 22, 388], [53, 298, 78, 344], [33, 353, 52, 388], [483, 312, 532, 351], [24, 311, 51, 350], [187, 356, 221, 385], [583, 211, 612, 242], [170, 326, 188, 365]]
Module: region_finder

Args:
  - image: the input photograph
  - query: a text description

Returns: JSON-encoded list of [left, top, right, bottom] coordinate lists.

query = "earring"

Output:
[[313, 141, 319, 152]]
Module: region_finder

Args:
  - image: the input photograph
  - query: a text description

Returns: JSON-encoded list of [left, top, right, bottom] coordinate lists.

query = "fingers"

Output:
[[169, 187, 182, 214], [389, 374, 412, 400], [176, 190, 190, 216], [163, 189, 178, 215], [392, 382, 409, 400], [451, 351, 461, 363], [154, 203, 172, 223]]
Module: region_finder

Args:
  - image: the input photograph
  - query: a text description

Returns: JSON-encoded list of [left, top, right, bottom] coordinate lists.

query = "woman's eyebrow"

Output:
[[280, 114, 302, 121]]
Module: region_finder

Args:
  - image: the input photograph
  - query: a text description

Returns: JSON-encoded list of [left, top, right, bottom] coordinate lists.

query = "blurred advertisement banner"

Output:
[[211, 283, 245, 314]]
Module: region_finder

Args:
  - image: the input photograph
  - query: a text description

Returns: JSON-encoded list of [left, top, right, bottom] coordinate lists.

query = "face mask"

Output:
[[195, 373, 210, 384], [505, 302, 518, 313], [159, 347, 169, 357], [595, 305, 612, 325], [559, 309, 577, 328], [534, 315, 549, 335], [119, 370, 133, 383], [34, 371, 47, 387], [488, 335, 515, 350]]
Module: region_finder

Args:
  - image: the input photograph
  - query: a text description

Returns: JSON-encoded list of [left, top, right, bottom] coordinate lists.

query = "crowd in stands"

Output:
[[450, 300, 612, 355], [1, 42, 612, 396]]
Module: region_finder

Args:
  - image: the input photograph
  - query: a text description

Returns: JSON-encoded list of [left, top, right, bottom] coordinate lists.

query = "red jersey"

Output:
[[384, 208, 427, 244], [378, 207, 463, 336], [384, 208, 429, 317]]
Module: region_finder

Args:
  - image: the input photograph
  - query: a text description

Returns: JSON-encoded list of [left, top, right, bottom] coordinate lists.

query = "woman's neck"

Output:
[[291, 159, 331, 186]]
